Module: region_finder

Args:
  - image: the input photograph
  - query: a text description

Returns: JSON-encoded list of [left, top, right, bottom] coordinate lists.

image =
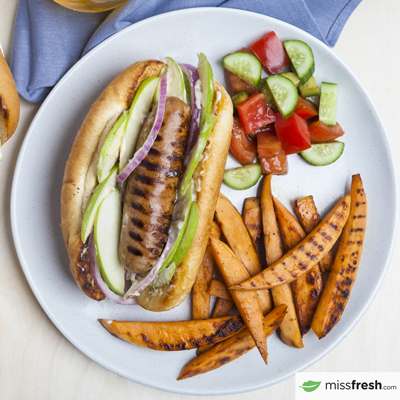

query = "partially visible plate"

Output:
[[11, 8, 398, 395]]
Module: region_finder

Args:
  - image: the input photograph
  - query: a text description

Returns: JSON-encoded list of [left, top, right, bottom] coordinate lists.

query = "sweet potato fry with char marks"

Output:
[[99, 313, 245, 351], [294, 195, 334, 272], [243, 197, 262, 246], [210, 237, 268, 363], [273, 196, 322, 336], [178, 304, 288, 380], [261, 175, 303, 348], [193, 222, 221, 320], [232, 194, 351, 291], [196, 298, 234, 355], [312, 174, 367, 339], [215, 192, 273, 314], [208, 280, 232, 301]]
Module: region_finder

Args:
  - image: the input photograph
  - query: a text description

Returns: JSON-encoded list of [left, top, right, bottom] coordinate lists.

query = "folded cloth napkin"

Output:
[[11, 0, 362, 103]]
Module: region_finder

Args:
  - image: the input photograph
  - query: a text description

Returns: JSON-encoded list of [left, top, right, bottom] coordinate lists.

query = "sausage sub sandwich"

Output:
[[61, 56, 233, 312], [0, 49, 20, 160]]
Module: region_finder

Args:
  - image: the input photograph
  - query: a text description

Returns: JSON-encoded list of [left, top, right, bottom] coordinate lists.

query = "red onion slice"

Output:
[[123, 221, 180, 300], [89, 232, 137, 305], [179, 64, 201, 166], [116, 72, 168, 184]]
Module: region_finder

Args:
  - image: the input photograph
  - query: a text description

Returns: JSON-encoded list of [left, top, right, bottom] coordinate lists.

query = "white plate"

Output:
[[11, 7, 398, 396]]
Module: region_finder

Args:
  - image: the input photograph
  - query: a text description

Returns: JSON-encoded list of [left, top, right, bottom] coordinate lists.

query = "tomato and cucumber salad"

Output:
[[222, 31, 345, 190]]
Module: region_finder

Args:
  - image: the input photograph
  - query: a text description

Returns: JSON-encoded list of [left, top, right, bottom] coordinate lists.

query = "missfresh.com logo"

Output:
[[296, 372, 400, 399]]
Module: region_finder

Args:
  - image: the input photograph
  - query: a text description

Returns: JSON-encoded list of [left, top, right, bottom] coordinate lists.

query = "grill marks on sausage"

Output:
[[119, 97, 191, 273]]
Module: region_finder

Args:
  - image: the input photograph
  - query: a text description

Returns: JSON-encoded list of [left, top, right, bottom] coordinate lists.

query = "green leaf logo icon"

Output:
[[299, 380, 321, 392]]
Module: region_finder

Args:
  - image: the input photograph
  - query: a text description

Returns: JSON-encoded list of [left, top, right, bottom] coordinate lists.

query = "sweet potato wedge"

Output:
[[273, 196, 322, 336], [210, 237, 268, 363], [196, 298, 234, 355], [208, 280, 233, 301], [261, 175, 303, 348], [232, 194, 351, 290], [99, 313, 245, 351], [312, 174, 367, 339], [243, 197, 262, 246], [193, 221, 221, 320], [215, 192, 273, 314], [294, 195, 334, 272], [178, 304, 287, 380]]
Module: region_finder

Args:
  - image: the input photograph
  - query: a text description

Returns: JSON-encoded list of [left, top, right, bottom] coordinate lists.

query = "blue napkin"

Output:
[[11, 0, 362, 103]]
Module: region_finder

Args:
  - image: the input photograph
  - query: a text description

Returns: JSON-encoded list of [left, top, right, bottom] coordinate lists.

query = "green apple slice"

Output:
[[154, 58, 187, 103], [158, 181, 195, 273], [119, 77, 160, 172], [97, 111, 128, 183], [171, 202, 199, 267], [197, 52, 214, 128], [149, 262, 176, 288], [94, 189, 125, 295], [81, 165, 118, 243], [178, 116, 216, 197]]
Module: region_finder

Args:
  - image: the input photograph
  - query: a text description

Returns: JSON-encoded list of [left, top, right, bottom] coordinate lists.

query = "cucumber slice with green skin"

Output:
[[267, 75, 298, 119], [171, 202, 199, 267], [120, 77, 159, 172], [260, 79, 276, 109], [94, 189, 125, 295], [223, 163, 262, 190], [301, 141, 344, 166], [299, 76, 320, 98], [158, 181, 195, 273], [283, 40, 315, 85], [222, 52, 262, 87], [97, 111, 128, 183], [197, 53, 214, 129], [319, 82, 337, 126], [278, 72, 300, 87], [81, 165, 118, 243], [149, 262, 176, 288], [232, 91, 250, 107], [178, 116, 216, 197]]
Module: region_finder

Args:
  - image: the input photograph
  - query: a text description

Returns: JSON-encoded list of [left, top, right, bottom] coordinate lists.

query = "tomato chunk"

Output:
[[275, 112, 311, 155], [250, 31, 291, 74], [295, 96, 318, 119], [224, 48, 257, 95], [260, 150, 288, 175], [308, 121, 345, 143], [230, 117, 257, 165], [257, 130, 282, 159], [237, 93, 276, 134]]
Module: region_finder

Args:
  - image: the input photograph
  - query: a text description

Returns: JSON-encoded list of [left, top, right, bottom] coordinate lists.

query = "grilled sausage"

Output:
[[119, 97, 191, 274]]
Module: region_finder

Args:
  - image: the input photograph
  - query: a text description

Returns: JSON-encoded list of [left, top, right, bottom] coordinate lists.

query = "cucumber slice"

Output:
[[232, 91, 250, 107], [266, 75, 298, 119], [299, 76, 320, 98], [81, 165, 118, 243], [149, 262, 176, 288], [223, 164, 262, 190], [97, 111, 128, 183], [171, 202, 199, 267], [301, 141, 344, 166], [278, 72, 300, 87], [283, 40, 315, 85], [260, 79, 276, 109], [222, 52, 262, 87], [319, 82, 337, 126], [94, 189, 125, 295]]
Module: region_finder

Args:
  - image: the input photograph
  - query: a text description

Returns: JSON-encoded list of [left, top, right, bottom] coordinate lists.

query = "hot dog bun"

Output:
[[61, 60, 165, 300], [0, 50, 20, 148], [61, 60, 233, 310]]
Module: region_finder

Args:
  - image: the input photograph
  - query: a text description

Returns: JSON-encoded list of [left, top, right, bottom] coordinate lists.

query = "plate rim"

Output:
[[10, 7, 400, 395]]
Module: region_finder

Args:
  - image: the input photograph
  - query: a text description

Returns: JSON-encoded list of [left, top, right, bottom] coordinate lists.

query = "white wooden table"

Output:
[[0, 0, 399, 399]]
